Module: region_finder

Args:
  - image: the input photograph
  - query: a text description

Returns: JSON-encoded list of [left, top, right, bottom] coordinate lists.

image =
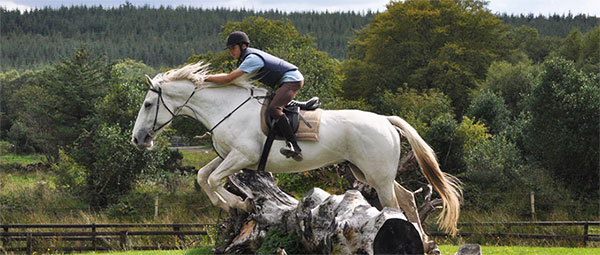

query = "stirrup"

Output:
[[287, 97, 320, 110], [280, 142, 303, 161]]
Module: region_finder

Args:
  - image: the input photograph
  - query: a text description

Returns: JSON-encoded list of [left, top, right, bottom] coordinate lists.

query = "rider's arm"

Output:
[[205, 69, 245, 84]]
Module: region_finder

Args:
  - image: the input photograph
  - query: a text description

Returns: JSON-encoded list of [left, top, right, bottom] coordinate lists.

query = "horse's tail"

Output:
[[387, 116, 462, 235]]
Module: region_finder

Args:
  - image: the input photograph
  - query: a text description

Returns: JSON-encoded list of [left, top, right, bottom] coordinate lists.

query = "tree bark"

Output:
[[215, 170, 424, 254]]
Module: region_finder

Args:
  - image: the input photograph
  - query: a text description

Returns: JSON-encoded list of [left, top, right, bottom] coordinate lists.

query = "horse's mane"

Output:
[[152, 61, 261, 92]]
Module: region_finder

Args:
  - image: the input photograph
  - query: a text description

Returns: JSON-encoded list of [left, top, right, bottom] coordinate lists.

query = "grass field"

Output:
[[0, 153, 45, 165], [78, 245, 600, 255], [439, 245, 600, 254]]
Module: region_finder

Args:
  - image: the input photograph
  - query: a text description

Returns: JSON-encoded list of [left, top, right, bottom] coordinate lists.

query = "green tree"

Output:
[[463, 135, 523, 210], [68, 59, 173, 206], [523, 58, 599, 201], [15, 48, 112, 160], [482, 60, 536, 115], [580, 26, 600, 73], [342, 0, 508, 114], [555, 29, 583, 63], [379, 87, 453, 132], [465, 90, 511, 134]]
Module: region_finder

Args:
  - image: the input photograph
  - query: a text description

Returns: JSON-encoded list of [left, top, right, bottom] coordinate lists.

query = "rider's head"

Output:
[[225, 31, 250, 60]]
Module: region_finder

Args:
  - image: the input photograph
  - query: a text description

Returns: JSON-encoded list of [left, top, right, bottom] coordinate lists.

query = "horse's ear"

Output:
[[145, 74, 153, 89]]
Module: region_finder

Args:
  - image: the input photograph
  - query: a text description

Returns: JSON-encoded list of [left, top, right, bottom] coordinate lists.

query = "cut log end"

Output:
[[373, 218, 424, 254]]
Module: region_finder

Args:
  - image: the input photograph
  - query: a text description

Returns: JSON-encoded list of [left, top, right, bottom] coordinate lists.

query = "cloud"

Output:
[[0, 0, 32, 11]]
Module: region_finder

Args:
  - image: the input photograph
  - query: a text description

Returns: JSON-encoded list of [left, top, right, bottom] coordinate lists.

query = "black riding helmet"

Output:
[[225, 31, 250, 49]]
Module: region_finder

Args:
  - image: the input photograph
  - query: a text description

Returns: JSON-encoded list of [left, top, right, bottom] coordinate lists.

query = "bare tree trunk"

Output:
[[215, 170, 424, 254]]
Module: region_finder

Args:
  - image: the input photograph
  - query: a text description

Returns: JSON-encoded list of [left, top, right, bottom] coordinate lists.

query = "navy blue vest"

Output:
[[239, 47, 298, 88]]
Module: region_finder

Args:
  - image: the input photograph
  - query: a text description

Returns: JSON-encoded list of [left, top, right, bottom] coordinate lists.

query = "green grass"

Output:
[[82, 247, 213, 255], [79, 245, 599, 255], [0, 153, 45, 165], [439, 245, 600, 254], [179, 149, 218, 169]]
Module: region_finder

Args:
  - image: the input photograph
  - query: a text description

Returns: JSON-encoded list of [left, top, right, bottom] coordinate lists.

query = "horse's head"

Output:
[[132, 70, 202, 149]]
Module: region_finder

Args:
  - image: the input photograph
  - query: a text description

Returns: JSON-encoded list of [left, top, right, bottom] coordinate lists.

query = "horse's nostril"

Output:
[[133, 137, 138, 144]]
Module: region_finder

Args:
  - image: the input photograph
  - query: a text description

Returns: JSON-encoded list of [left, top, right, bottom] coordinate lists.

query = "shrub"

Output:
[[465, 90, 511, 134], [257, 226, 308, 255], [52, 150, 87, 195], [463, 135, 523, 211]]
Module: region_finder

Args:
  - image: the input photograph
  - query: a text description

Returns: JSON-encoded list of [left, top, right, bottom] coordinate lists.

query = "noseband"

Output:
[[147, 86, 196, 137]]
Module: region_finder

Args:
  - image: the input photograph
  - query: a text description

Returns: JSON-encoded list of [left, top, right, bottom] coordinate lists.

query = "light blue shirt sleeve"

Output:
[[238, 54, 264, 74]]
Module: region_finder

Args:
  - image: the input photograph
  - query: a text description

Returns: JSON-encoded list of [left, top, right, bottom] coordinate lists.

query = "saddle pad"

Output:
[[260, 103, 323, 142]]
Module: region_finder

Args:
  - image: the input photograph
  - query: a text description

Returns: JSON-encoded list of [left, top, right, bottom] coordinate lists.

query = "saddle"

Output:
[[257, 97, 322, 171], [260, 97, 323, 141]]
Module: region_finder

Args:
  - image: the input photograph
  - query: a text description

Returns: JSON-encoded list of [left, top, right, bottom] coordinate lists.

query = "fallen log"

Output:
[[215, 170, 424, 254]]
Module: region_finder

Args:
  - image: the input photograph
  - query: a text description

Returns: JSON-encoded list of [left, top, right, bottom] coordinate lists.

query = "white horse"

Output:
[[132, 62, 461, 252]]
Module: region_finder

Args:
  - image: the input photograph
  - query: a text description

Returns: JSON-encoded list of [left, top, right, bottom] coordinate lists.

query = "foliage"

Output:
[[7, 121, 36, 154], [379, 87, 453, 132], [550, 27, 600, 73], [482, 60, 536, 115], [67, 58, 177, 206], [523, 58, 599, 201], [504, 25, 560, 63], [1, 6, 374, 70], [423, 113, 463, 175], [455, 116, 491, 153], [465, 90, 511, 134], [499, 13, 599, 38], [0, 69, 40, 138], [257, 226, 308, 255], [463, 135, 523, 210], [8, 49, 112, 160], [52, 150, 87, 195], [342, 0, 508, 114]]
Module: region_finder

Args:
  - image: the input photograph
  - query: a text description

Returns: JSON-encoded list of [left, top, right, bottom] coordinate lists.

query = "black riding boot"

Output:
[[275, 115, 303, 161]]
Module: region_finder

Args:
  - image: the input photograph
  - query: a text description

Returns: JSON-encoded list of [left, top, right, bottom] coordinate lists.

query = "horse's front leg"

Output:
[[197, 157, 228, 209], [207, 149, 254, 212]]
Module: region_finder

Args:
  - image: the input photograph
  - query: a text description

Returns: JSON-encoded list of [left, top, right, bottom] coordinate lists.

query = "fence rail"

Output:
[[429, 221, 600, 246], [1, 223, 216, 255], [2, 221, 599, 254]]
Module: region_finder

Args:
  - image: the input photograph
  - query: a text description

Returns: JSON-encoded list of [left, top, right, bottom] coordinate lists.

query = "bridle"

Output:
[[147, 86, 197, 137], [146, 84, 268, 138]]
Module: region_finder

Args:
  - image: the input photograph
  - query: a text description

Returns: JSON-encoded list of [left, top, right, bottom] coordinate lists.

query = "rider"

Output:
[[205, 31, 304, 161]]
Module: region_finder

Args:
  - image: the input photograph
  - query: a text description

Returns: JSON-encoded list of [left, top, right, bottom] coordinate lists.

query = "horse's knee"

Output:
[[197, 171, 207, 184]]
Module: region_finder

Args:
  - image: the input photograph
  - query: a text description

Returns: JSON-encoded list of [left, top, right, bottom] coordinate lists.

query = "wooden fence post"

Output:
[[91, 223, 97, 251], [583, 221, 589, 247], [530, 191, 536, 220], [173, 225, 182, 245], [120, 230, 128, 250], [2, 226, 8, 248], [26, 232, 33, 255], [154, 193, 159, 219]]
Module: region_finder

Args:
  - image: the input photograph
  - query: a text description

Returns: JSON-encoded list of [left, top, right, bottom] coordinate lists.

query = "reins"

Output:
[[148, 86, 268, 137], [207, 87, 269, 133]]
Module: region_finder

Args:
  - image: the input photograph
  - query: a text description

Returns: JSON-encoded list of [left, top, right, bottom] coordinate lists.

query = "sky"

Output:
[[1, 0, 599, 16]]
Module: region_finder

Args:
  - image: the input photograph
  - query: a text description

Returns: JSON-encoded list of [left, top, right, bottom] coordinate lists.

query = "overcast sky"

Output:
[[1, 0, 599, 16]]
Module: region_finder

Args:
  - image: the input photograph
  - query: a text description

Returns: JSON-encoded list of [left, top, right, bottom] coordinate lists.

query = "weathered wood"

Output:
[[216, 170, 424, 254]]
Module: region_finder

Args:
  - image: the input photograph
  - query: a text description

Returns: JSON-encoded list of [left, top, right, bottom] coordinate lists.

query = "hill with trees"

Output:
[[1, 4, 598, 71]]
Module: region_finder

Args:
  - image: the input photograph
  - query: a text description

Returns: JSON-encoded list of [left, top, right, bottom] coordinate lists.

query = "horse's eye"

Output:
[[144, 102, 152, 108]]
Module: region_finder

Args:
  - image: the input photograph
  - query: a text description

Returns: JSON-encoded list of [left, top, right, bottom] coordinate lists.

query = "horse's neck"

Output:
[[189, 83, 263, 131]]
